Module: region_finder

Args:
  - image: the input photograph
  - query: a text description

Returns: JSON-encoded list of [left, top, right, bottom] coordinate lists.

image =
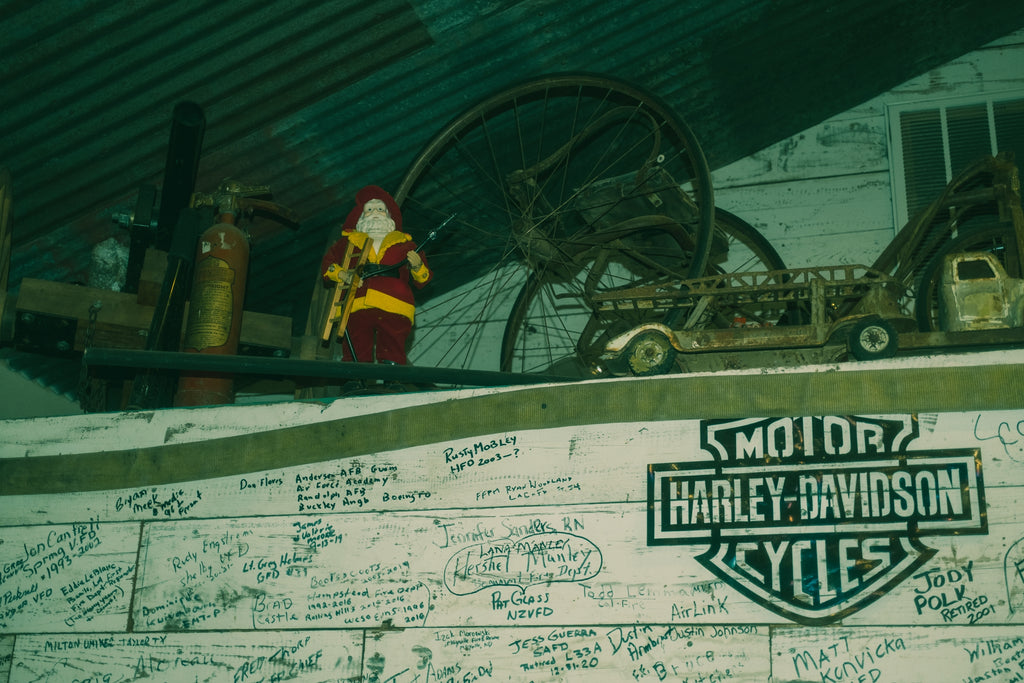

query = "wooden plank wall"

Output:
[[2, 353, 1024, 682], [713, 30, 1024, 270]]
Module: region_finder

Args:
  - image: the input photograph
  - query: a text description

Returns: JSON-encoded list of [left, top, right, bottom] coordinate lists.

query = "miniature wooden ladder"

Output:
[[321, 241, 370, 343]]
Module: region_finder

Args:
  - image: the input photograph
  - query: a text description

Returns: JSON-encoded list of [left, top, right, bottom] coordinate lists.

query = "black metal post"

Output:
[[127, 101, 206, 409]]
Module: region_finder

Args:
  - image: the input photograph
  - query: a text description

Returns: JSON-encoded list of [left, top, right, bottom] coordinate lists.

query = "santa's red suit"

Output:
[[321, 186, 432, 364]]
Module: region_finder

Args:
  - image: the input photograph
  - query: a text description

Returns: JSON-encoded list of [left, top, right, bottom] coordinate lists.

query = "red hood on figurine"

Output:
[[341, 185, 403, 234]]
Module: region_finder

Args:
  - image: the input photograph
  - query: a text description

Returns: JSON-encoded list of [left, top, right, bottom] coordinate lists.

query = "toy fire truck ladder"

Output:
[[593, 264, 910, 329]]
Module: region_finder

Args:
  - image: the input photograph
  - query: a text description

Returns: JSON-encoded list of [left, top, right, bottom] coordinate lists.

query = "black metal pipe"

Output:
[[127, 101, 205, 409], [87, 348, 581, 387], [155, 101, 205, 251]]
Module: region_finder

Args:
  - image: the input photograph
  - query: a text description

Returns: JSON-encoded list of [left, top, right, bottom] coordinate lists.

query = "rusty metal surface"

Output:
[[1, 0, 1022, 332], [592, 155, 1024, 377], [595, 264, 905, 308], [595, 262, 917, 375], [940, 252, 1024, 330], [872, 153, 1024, 288]]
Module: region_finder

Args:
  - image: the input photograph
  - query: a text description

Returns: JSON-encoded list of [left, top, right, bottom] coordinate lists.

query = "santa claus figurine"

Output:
[[321, 185, 432, 365]]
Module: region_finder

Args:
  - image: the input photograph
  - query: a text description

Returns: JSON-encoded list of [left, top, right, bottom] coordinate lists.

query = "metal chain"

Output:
[[76, 301, 104, 411]]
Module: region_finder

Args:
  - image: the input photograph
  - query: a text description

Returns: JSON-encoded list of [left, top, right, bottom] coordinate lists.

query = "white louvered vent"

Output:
[[889, 93, 1024, 227]]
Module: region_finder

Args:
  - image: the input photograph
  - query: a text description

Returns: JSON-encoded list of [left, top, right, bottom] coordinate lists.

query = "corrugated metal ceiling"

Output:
[[2, 0, 1023, 334]]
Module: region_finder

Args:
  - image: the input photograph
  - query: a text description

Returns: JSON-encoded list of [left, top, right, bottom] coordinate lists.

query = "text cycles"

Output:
[[729, 537, 901, 606]]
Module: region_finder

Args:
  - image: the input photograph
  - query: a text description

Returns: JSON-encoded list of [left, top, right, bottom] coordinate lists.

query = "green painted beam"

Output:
[[3, 358, 1022, 496]]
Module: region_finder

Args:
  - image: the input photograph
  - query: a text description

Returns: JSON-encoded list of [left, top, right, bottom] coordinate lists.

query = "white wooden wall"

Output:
[[714, 29, 1024, 269], [1, 349, 1024, 682]]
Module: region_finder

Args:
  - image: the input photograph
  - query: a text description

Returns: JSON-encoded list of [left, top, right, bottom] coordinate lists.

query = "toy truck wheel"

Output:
[[848, 318, 898, 360], [624, 330, 677, 376]]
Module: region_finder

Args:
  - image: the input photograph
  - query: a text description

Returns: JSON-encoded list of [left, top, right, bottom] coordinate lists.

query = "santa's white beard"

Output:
[[358, 213, 395, 242]]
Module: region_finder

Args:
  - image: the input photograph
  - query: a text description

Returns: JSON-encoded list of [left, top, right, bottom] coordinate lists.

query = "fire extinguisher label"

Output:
[[185, 256, 235, 351]]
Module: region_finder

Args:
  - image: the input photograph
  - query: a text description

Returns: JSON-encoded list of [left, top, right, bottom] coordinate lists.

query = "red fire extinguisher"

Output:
[[174, 180, 296, 407]]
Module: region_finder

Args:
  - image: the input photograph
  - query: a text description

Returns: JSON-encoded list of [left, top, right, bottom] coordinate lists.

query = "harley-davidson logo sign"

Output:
[[647, 415, 987, 624]]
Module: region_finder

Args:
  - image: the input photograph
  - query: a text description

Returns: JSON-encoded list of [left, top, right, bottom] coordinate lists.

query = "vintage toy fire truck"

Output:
[[596, 255, 1024, 376]]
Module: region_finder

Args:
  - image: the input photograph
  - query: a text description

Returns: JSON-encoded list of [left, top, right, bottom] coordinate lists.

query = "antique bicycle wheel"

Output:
[[500, 224, 697, 375], [395, 73, 714, 373], [873, 154, 1018, 289], [500, 208, 788, 375]]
